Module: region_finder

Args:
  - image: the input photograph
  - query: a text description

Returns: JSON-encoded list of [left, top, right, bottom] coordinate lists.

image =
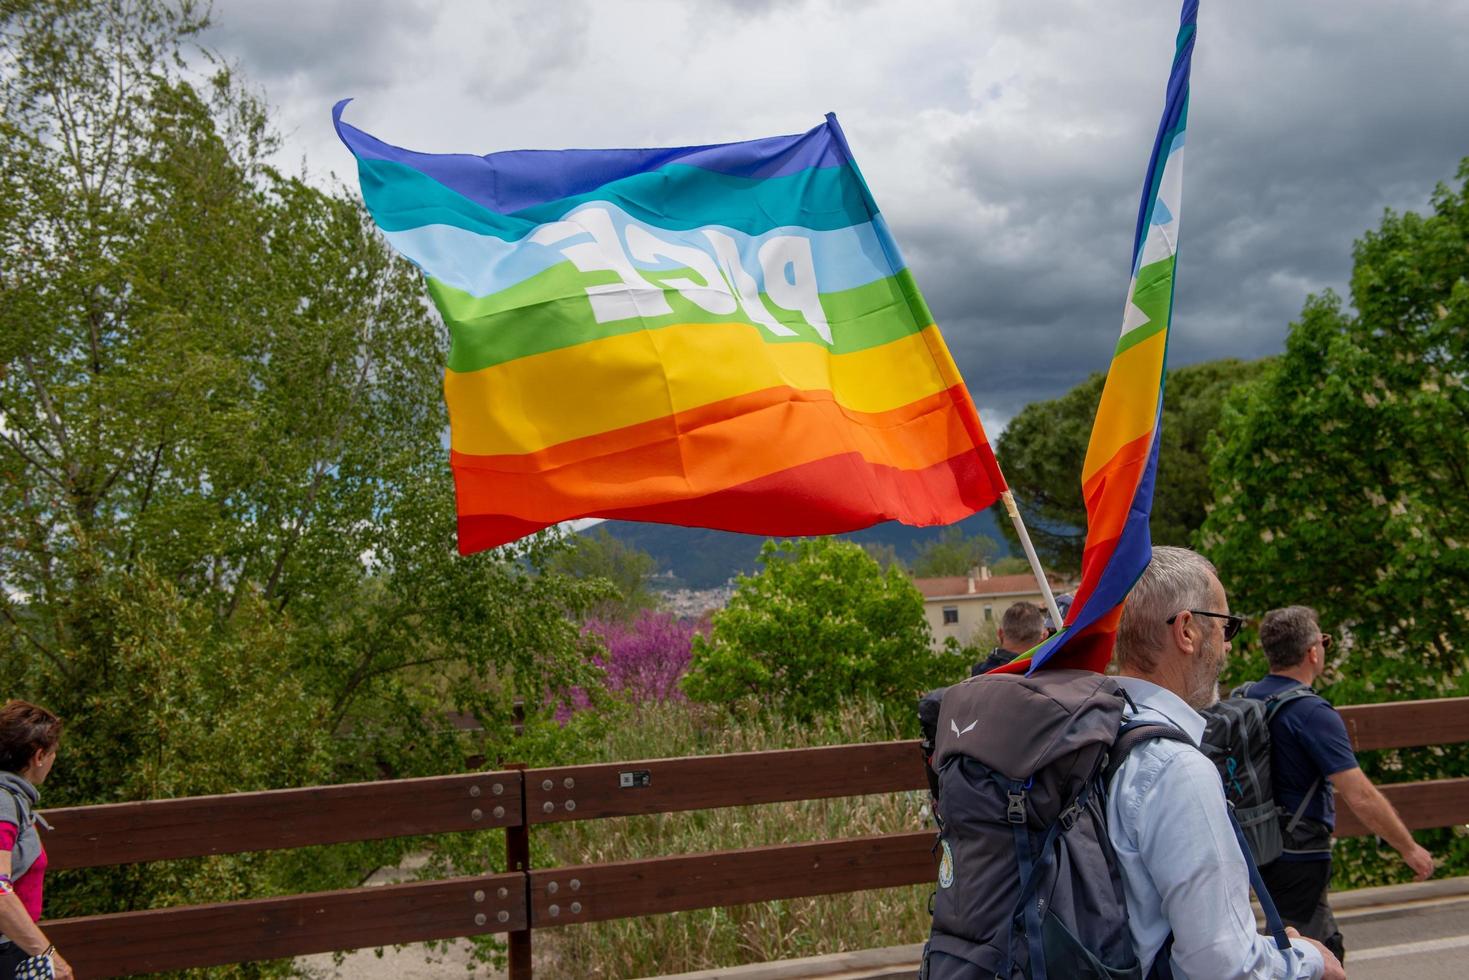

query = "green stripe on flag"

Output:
[[1113, 255, 1177, 357], [434, 265, 935, 373]]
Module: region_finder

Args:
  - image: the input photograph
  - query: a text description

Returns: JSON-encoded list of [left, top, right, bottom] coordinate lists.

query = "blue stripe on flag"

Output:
[[333, 100, 847, 216]]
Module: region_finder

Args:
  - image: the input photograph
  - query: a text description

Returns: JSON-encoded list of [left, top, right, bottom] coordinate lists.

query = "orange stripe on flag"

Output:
[[452, 389, 981, 522], [1080, 429, 1155, 546], [457, 385, 984, 474], [1080, 330, 1166, 484]]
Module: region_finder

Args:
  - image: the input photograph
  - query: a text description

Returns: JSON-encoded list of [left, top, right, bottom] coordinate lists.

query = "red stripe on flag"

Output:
[[456, 449, 1001, 555]]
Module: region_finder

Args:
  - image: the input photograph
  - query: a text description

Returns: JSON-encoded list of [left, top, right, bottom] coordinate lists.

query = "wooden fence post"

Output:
[[505, 762, 533, 980]]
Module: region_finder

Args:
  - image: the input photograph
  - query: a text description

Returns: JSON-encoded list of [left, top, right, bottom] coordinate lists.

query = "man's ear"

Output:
[[1171, 612, 1198, 655], [996, 628, 1006, 647]]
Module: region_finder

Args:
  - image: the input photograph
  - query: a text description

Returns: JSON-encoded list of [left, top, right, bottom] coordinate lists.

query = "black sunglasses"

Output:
[[1166, 609, 1245, 642]]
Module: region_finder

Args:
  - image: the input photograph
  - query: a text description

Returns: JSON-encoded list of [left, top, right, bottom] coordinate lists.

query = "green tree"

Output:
[[546, 525, 658, 618], [0, 0, 605, 946], [1202, 163, 1469, 889], [1202, 162, 1469, 701], [995, 358, 1272, 572], [683, 538, 961, 721], [989, 555, 1032, 575], [860, 541, 905, 572], [909, 527, 999, 577]]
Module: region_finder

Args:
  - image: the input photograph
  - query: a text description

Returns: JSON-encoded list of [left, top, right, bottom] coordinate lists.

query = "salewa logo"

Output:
[[950, 719, 978, 737]]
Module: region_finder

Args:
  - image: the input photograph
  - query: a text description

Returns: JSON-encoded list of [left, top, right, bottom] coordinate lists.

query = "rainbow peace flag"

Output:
[[333, 103, 1005, 553], [1002, 0, 1197, 674]]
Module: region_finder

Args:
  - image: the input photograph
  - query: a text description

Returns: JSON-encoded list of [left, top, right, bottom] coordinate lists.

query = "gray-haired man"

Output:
[[1107, 547, 1343, 979]]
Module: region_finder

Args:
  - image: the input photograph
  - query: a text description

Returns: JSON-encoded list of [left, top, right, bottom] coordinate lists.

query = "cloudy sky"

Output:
[[204, 0, 1469, 434]]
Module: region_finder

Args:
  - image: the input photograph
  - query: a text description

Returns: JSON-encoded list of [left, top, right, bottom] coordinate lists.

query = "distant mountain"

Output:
[[594, 507, 1013, 589]]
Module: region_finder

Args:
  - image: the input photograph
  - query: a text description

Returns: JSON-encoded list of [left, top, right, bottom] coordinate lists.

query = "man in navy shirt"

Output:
[[1249, 605, 1435, 961]]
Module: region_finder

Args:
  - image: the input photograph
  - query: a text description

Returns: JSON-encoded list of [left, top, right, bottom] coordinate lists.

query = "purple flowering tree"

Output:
[[581, 610, 707, 707]]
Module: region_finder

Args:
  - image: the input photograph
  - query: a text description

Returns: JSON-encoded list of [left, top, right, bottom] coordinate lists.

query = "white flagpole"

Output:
[[1000, 489, 1064, 630]]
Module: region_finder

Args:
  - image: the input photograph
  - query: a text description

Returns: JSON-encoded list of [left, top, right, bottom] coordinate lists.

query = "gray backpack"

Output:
[[919, 670, 1294, 980], [920, 669, 1143, 980], [1198, 682, 1320, 866]]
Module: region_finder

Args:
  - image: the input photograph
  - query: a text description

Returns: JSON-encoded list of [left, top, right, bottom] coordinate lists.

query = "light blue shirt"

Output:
[[1107, 677, 1325, 980]]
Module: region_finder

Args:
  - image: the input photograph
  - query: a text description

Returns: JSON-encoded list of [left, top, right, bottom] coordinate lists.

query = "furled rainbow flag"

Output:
[[333, 103, 1005, 553], [998, 0, 1197, 675]]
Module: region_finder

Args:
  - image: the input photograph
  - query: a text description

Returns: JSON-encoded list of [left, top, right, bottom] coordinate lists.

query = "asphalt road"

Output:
[[294, 889, 1469, 979], [1339, 895, 1469, 980]]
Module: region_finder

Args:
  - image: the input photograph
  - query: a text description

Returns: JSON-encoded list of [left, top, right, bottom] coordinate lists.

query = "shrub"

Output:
[[584, 610, 706, 705], [683, 538, 966, 724]]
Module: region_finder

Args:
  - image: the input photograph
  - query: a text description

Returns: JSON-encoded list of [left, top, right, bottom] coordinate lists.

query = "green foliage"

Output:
[[1203, 161, 1469, 700], [989, 555, 1032, 575], [683, 539, 962, 721], [860, 541, 905, 571], [995, 358, 1272, 572], [0, 0, 607, 961], [522, 698, 932, 977], [909, 527, 998, 577], [1205, 159, 1469, 888], [386, 695, 933, 974], [545, 525, 658, 619]]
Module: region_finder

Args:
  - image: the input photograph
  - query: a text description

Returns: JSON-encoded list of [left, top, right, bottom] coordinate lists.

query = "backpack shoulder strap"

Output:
[[1263, 682, 1318, 720], [1107, 720, 1188, 980], [1105, 720, 1192, 786], [1228, 805, 1293, 954], [1283, 775, 1324, 835]]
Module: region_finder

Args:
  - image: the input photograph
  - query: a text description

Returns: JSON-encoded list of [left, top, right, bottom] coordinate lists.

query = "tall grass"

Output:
[[530, 697, 936, 978]]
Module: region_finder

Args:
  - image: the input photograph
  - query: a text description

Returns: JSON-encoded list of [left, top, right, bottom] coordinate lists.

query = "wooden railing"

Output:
[[36, 696, 1469, 978]]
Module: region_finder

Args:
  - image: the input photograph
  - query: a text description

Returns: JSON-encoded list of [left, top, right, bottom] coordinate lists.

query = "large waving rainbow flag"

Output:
[[1000, 0, 1197, 674], [333, 104, 1005, 553]]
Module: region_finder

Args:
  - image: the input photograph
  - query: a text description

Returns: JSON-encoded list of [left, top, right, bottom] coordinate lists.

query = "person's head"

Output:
[[1259, 606, 1330, 680], [997, 601, 1045, 653], [0, 700, 63, 785], [1043, 593, 1075, 637], [1116, 546, 1235, 709]]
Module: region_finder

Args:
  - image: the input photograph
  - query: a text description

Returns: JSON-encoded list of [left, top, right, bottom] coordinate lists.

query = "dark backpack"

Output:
[[1198, 682, 1320, 866], [919, 669, 1144, 980], [918, 671, 1294, 980]]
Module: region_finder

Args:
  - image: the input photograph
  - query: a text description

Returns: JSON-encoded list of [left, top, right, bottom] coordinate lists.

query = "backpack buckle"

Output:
[[1006, 791, 1027, 824], [1059, 802, 1081, 832]]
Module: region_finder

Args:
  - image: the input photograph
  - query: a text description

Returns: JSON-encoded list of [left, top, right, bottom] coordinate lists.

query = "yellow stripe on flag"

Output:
[[444, 322, 952, 456], [1080, 329, 1167, 484]]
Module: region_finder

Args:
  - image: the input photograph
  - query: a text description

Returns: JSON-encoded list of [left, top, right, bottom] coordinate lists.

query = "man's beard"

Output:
[[1184, 636, 1225, 710]]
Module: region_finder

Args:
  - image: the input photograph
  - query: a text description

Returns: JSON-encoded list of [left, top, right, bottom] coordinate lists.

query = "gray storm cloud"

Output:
[[205, 0, 1469, 429]]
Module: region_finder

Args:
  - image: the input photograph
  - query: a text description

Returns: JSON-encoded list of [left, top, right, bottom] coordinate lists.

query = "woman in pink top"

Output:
[[0, 701, 72, 980]]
